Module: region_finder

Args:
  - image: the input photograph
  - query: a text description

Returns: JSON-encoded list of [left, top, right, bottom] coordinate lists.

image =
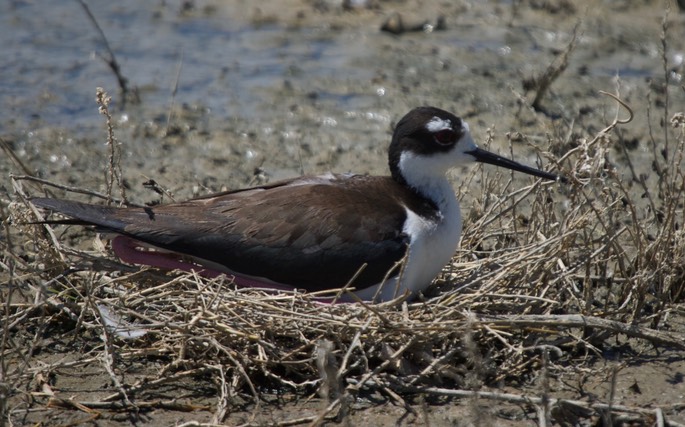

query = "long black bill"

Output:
[[466, 147, 564, 182]]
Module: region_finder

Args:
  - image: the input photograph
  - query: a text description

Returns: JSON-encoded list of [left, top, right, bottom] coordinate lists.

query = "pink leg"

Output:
[[112, 236, 223, 278]]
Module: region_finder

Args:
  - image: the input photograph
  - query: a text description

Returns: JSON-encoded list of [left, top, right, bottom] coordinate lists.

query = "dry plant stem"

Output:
[[12, 178, 65, 263], [349, 337, 418, 398], [12, 174, 138, 207], [408, 344, 462, 386], [530, 22, 580, 111], [207, 336, 260, 405], [613, 75, 660, 218], [96, 88, 128, 205], [77, 0, 133, 105], [90, 297, 134, 408], [330, 262, 368, 304], [166, 49, 184, 136], [477, 314, 685, 349], [537, 348, 551, 427], [474, 179, 546, 232], [463, 318, 485, 427], [210, 365, 230, 424], [337, 318, 373, 379], [601, 366, 619, 426], [0, 205, 13, 427], [660, 5, 671, 160], [0, 138, 35, 177], [556, 90, 634, 168]]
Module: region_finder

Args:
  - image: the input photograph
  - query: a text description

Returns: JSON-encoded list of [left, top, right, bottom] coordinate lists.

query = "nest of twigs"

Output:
[[3, 104, 685, 426]]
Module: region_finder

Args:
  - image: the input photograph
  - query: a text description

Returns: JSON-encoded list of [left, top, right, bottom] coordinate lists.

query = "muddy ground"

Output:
[[2, 0, 685, 426]]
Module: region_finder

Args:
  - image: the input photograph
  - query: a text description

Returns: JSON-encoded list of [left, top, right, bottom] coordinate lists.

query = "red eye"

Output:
[[434, 129, 457, 145]]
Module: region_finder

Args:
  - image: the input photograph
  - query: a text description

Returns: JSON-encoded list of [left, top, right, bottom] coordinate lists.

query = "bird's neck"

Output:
[[394, 153, 455, 212]]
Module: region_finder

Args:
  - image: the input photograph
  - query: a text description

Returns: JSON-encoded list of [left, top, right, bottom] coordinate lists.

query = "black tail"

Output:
[[31, 198, 128, 232]]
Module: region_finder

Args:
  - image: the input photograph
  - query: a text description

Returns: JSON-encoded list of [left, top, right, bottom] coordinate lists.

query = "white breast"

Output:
[[352, 180, 462, 302]]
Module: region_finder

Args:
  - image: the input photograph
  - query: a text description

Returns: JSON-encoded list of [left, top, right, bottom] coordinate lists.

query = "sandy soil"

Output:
[[2, 0, 685, 425]]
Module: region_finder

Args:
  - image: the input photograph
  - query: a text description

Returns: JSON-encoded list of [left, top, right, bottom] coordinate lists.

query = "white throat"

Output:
[[397, 151, 456, 211]]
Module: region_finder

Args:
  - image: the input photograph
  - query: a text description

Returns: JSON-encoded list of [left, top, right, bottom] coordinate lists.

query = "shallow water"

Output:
[[1, 0, 379, 131]]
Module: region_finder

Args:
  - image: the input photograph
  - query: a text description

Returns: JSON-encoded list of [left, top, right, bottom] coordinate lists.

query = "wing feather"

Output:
[[32, 175, 432, 291]]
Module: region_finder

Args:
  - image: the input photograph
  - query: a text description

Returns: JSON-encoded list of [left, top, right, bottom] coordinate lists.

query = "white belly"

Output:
[[353, 187, 462, 302]]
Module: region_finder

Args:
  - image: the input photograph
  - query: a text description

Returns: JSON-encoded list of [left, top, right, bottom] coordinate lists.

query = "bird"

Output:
[[32, 106, 562, 302]]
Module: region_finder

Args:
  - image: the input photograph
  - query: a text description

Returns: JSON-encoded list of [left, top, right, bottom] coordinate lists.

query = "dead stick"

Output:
[[477, 314, 685, 349], [76, 0, 133, 105]]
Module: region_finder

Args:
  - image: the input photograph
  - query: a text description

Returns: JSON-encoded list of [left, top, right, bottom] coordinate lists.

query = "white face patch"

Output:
[[425, 116, 452, 133]]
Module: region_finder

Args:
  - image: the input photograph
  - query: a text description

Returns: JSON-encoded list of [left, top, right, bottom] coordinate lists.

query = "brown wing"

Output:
[[32, 175, 435, 290]]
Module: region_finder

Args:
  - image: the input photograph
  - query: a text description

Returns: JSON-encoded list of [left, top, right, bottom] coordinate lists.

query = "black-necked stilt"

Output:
[[32, 106, 561, 302]]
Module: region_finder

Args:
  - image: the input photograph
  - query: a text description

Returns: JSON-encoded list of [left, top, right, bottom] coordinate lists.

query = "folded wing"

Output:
[[32, 175, 415, 291]]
